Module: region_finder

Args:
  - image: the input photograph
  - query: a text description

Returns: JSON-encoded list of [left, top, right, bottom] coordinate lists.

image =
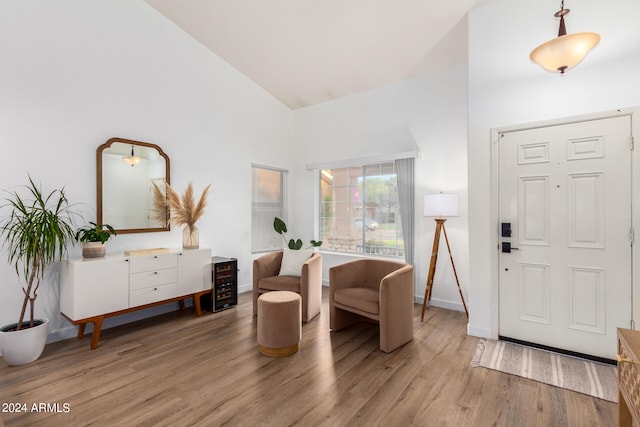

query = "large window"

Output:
[[252, 165, 287, 253], [319, 162, 403, 257]]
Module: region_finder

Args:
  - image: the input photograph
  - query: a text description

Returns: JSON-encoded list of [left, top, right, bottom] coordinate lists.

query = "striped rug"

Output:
[[471, 339, 617, 402]]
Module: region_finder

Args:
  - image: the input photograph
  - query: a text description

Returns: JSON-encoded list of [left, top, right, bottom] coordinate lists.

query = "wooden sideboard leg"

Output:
[[77, 322, 87, 340], [89, 316, 104, 350], [194, 293, 203, 317], [193, 290, 213, 317]]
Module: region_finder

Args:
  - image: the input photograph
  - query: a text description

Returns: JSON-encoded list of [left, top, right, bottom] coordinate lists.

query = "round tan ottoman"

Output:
[[257, 291, 302, 357]]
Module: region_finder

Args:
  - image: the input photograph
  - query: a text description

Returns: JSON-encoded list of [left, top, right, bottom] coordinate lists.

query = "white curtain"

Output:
[[395, 158, 414, 266]]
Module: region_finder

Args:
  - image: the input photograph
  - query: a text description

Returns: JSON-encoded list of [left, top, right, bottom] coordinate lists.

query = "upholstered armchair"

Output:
[[253, 250, 322, 323], [329, 258, 414, 353]]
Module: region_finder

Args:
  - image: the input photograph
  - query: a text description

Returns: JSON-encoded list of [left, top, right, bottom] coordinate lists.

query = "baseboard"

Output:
[[46, 326, 79, 345], [414, 296, 466, 313], [467, 324, 493, 339], [238, 282, 252, 294]]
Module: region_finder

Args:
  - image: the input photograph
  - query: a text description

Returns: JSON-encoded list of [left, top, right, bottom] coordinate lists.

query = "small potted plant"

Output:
[[0, 176, 78, 365], [273, 217, 322, 250], [74, 222, 116, 258]]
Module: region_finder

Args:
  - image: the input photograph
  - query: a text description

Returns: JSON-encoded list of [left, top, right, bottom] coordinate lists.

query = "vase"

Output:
[[182, 225, 199, 249], [82, 241, 106, 258]]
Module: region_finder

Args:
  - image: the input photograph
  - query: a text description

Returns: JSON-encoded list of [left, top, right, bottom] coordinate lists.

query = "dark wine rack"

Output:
[[211, 256, 238, 312]]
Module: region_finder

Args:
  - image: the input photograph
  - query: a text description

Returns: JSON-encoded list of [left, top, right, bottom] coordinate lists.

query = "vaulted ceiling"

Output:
[[145, 0, 494, 109]]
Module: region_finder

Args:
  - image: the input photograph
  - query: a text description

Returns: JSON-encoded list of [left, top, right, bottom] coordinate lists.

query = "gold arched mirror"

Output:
[[97, 137, 170, 234]]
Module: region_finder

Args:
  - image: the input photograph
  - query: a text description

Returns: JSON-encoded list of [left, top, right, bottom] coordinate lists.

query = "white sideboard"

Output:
[[60, 248, 211, 349]]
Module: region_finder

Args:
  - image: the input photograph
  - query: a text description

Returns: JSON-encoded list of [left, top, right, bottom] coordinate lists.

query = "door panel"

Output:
[[568, 173, 604, 248], [519, 262, 550, 324], [519, 176, 549, 244], [499, 115, 632, 359], [568, 266, 605, 334]]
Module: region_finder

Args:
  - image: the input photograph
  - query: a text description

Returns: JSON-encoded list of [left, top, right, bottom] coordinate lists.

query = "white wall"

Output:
[[467, 0, 640, 338], [7, 0, 635, 354], [0, 1, 294, 345], [292, 64, 470, 312]]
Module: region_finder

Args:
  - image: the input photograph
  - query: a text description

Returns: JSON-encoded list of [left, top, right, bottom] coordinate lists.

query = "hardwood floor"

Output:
[[0, 289, 616, 427]]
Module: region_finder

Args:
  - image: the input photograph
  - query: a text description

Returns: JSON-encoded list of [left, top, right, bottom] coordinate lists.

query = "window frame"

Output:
[[317, 161, 403, 258], [251, 164, 288, 254]]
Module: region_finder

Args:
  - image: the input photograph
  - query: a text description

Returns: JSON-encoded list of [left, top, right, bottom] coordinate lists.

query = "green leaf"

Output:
[[310, 240, 323, 247], [273, 217, 287, 235], [74, 222, 116, 244], [287, 239, 303, 250], [0, 176, 80, 329]]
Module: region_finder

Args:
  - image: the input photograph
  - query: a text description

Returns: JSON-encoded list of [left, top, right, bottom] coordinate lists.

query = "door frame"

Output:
[[488, 108, 639, 340]]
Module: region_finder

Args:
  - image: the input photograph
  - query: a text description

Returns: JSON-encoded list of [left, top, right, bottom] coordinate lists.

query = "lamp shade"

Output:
[[530, 32, 600, 74], [424, 193, 459, 218], [122, 145, 142, 167], [122, 155, 141, 167]]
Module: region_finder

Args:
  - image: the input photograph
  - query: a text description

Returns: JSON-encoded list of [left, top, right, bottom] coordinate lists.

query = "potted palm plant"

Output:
[[74, 222, 116, 258], [0, 177, 77, 366]]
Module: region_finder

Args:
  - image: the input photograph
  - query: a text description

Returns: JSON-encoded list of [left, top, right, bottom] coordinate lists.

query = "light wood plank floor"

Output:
[[0, 289, 616, 427]]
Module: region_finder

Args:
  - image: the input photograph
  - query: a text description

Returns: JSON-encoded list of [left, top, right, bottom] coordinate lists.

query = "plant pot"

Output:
[[82, 241, 106, 258], [0, 318, 49, 366]]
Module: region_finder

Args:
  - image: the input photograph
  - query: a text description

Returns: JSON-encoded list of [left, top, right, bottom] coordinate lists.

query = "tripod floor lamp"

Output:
[[421, 193, 468, 321]]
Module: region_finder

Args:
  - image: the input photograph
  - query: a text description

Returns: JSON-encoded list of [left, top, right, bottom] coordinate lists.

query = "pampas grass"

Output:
[[152, 181, 210, 231], [167, 182, 210, 231], [151, 182, 169, 226]]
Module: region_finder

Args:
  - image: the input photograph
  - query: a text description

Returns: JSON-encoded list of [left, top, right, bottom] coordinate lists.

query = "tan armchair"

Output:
[[253, 251, 322, 323], [329, 258, 414, 353]]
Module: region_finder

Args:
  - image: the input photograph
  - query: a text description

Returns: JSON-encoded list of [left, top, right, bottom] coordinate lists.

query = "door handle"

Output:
[[501, 242, 519, 253]]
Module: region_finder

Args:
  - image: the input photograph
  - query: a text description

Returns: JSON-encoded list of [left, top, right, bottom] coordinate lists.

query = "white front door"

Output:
[[498, 115, 633, 360]]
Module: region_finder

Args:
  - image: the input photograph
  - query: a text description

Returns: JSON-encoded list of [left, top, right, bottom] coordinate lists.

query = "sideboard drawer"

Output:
[[129, 253, 177, 274], [129, 282, 178, 307], [130, 268, 178, 291]]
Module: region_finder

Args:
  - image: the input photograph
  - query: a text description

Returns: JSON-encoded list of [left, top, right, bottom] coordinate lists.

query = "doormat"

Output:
[[471, 339, 617, 402]]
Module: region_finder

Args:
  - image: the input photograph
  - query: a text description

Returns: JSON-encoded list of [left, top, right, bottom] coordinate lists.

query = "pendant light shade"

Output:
[[530, 1, 600, 74], [123, 145, 142, 167]]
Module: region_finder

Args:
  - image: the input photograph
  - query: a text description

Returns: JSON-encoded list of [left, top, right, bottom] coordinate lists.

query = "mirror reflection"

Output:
[[97, 138, 170, 234]]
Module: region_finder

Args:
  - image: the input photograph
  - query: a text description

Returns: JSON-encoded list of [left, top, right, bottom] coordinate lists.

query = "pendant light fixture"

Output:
[[122, 145, 142, 167], [530, 0, 600, 74]]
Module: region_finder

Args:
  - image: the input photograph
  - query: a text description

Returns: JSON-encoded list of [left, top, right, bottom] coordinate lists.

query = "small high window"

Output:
[[252, 165, 287, 253]]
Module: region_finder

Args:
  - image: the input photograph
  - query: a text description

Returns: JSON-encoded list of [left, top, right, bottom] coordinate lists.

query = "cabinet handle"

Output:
[[154, 271, 158, 275], [153, 287, 158, 291], [154, 255, 158, 259]]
